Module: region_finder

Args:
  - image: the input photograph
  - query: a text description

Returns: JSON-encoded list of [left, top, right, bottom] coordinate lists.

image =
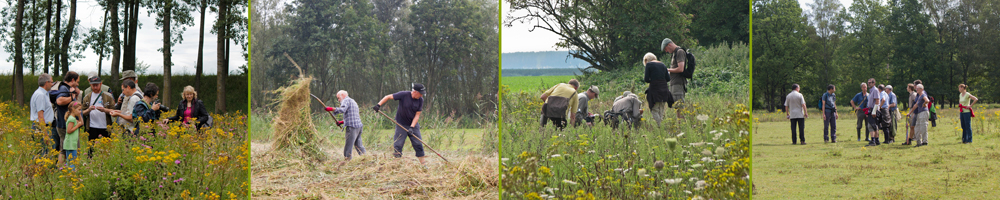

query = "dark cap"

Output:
[[412, 83, 426, 95], [89, 76, 102, 84]]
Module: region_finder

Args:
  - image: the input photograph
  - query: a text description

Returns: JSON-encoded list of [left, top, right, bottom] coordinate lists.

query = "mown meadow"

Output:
[[500, 42, 751, 199], [0, 101, 249, 199]]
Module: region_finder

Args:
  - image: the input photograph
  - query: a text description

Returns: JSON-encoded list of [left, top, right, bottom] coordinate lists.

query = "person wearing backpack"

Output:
[[661, 38, 689, 119], [131, 83, 163, 134], [80, 75, 114, 158], [53, 71, 81, 165], [104, 79, 142, 135]]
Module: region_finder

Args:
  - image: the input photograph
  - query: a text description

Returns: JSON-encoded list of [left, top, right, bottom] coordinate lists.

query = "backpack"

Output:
[[48, 81, 71, 105], [679, 47, 696, 79]]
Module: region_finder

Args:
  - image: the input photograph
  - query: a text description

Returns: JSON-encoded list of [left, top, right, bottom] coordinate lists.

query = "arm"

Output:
[[66, 118, 84, 134], [167, 102, 183, 122], [667, 62, 685, 73], [970, 94, 978, 106], [643, 64, 652, 83], [540, 85, 557, 101], [377, 94, 394, 106], [36, 110, 46, 126], [56, 96, 73, 106], [196, 101, 210, 126], [410, 111, 421, 127], [821, 100, 826, 120]]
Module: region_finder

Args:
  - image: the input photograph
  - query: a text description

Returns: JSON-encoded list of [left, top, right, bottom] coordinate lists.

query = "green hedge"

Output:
[[0, 74, 247, 113]]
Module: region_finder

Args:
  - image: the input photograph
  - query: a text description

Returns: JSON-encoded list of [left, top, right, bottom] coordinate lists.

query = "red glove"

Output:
[[337, 121, 344, 125], [325, 107, 334, 112]]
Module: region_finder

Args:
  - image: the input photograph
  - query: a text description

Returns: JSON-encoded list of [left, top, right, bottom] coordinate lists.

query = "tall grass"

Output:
[[0, 101, 249, 198]]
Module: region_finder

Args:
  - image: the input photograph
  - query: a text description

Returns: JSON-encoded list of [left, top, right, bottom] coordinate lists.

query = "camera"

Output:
[[153, 99, 170, 112]]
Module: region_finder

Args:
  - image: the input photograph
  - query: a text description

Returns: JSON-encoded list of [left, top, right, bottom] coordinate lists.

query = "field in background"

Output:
[[502, 68, 591, 77], [753, 107, 1000, 199], [0, 74, 248, 113], [250, 111, 498, 199], [501, 75, 577, 92]]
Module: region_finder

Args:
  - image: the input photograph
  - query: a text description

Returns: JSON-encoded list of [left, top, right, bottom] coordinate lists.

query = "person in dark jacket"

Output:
[[131, 83, 162, 134], [643, 52, 672, 127], [163, 86, 210, 130]]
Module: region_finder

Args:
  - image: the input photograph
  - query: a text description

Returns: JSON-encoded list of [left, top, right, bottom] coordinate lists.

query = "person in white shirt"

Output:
[[784, 84, 808, 145], [29, 73, 55, 155]]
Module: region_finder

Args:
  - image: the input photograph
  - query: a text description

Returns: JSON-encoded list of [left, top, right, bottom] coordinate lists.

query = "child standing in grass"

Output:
[[64, 102, 84, 170]]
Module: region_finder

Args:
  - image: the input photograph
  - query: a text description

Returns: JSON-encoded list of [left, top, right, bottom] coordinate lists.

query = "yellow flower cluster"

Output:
[[132, 147, 182, 164]]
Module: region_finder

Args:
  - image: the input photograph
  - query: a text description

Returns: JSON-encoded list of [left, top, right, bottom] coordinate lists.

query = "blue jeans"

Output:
[[65, 150, 78, 170], [960, 112, 972, 143]]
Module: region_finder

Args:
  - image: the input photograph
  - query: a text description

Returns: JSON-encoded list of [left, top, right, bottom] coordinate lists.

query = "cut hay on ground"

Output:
[[269, 76, 328, 162], [252, 141, 499, 199]]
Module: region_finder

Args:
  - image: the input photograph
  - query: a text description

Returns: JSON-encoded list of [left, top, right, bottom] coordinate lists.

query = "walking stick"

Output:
[[310, 94, 343, 130], [376, 110, 450, 163]]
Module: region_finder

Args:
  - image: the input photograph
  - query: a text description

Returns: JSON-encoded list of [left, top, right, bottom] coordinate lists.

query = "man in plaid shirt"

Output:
[[326, 90, 366, 160]]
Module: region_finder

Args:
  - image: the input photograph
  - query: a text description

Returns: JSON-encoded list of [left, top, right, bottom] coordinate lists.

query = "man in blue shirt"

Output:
[[886, 85, 898, 144], [374, 83, 428, 164], [822, 84, 838, 143], [30, 74, 55, 155], [850, 83, 869, 141]]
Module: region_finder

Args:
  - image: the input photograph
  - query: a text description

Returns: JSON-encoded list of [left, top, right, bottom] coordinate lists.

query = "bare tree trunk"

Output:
[[123, 0, 139, 71], [98, 9, 109, 76], [162, 0, 173, 107], [53, 0, 62, 77], [216, 0, 228, 113], [196, 0, 206, 89], [14, 0, 26, 105], [44, 0, 51, 75], [111, 0, 121, 81], [60, 0, 77, 74]]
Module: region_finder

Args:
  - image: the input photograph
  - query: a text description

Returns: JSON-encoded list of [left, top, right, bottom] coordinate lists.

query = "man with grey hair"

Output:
[[661, 38, 687, 119], [607, 91, 643, 129], [785, 83, 807, 145], [910, 84, 930, 147], [865, 78, 882, 147], [30, 73, 55, 154], [325, 90, 366, 161], [850, 82, 869, 141]]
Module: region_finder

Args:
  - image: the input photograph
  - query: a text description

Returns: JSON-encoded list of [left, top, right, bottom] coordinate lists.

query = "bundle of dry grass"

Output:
[[269, 76, 328, 162]]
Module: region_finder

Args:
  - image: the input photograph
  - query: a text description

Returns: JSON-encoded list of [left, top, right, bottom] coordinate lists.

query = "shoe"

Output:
[[825, 140, 829, 143], [921, 142, 928, 146], [865, 143, 878, 147], [865, 139, 870, 141], [801, 142, 807, 145], [832, 140, 837, 143], [792, 142, 797, 145], [914, 143, 923, 147], [857, 138, 861, 142], [901, 142, 911, 145]]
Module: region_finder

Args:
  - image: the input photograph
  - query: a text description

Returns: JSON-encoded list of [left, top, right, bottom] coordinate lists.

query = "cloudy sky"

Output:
[[502, 0, 856, 53], [0, 0, 247, 76]]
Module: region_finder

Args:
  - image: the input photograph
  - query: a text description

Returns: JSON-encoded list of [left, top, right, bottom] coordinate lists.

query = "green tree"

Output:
[[680, 0, 750, 46], [149, 0, 194, 107], [752, 0, 809, 111]]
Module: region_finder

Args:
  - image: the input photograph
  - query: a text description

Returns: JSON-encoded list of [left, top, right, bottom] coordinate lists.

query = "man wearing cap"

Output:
[[374, 83, 428, 164], [80, 73, 115, 157], [115, 70, 142, 110], [102, 79, 142, 134], [661, 38, 687, 119], [539, 79, 580, 130], [574, 85, 599, 127], [325, 90, 366, 161]]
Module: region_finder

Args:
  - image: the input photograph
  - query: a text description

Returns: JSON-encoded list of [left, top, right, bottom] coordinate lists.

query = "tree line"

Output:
[[753, 0, 1000, 111], [3, 0, 247, 113], [251, 0, 499, 121]]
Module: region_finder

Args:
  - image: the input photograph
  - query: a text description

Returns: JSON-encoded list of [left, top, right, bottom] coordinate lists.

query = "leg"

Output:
[[797, 118, 806, 144], [790, 119, 798, 144], [56, 128, 66, 165], [539, 115, 548, 127], [650, 102, 664, 126], [823, 113, 831, 142], [392, 126, 408, 158], [856, 112, 864, 141], [960, 113, 971, 143], [408, 125, 426, 164], [830, 112, 837, 142], [354, 126, 367, 155], [671, 84, 685, 119], [344, 126, 358, 159]]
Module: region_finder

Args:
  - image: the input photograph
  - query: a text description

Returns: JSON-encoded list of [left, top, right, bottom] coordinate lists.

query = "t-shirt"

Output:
[[30, 87, 55, 124], [959, 92, 972, 113], [852, 92, 867, 109], [55, 84, 73, 128], [541, 83, 579, 118], [909, 92, 917, 109], [822, 92, 836, 111], [119, 93, 141, 130], [577, 92, 590, 114], [880, 91, 889, 109], [784, 91, 806, 119], [63, 116, 80, 150], [914, 93, 928, 114], [867, 87, 880, 114], [887, 92, 898, 110], [89, 92, 108, 129], [392, 91, 424, 126], [669, 48, 687, 86]]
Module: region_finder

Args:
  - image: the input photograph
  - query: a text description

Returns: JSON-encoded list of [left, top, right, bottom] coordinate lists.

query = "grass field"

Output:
[[250, 112, 498, 199], [501, 76, 578, 92], [752, 107, 1000, 199]]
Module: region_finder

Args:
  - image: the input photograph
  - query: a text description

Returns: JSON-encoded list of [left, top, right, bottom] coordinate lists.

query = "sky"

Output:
[[0, 0, 247, 76]]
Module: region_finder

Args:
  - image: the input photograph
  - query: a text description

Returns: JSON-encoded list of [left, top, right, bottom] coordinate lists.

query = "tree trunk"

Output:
[[44, 0, 51, 75], [53, 0, 62, 77], [60, 0, 77, 74], [162, 0, 173, 107], [14, 0, 25, 105], [216, 0, 228, 113], [123, 0, 139, 72], [111, 0, 121, 82], [195, 0, 206, 89]]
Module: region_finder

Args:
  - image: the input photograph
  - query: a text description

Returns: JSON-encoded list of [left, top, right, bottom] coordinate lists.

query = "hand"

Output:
[[835, 113, 839, 119], [160, 119, 170, 124], [110, 110, 120, 117], [152, 103, 161, 111], [117, 96, 124, 104], [336, 121, 344, 126], [586, 122, 593, 126], [372, 104, 381, 111], [821, 114, 826, 120], [325, 107, 334, 112]]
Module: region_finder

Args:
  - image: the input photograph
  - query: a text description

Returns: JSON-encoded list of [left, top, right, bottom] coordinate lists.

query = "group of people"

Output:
[[537, 38, 689, 130], [783, 78, 979, 147], [29, 70, 211, 169], [323, 83, 430, 165]]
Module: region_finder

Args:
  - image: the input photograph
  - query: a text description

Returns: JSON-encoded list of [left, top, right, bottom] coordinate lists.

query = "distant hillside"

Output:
[[501, 51, 591, 69]]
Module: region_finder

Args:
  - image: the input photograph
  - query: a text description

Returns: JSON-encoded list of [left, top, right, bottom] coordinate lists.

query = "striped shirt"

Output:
[[333, 97, 363, 128]]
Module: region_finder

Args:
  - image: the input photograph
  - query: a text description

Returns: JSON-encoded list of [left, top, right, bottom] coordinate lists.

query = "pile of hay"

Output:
[[269, 76, 328, 162]]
